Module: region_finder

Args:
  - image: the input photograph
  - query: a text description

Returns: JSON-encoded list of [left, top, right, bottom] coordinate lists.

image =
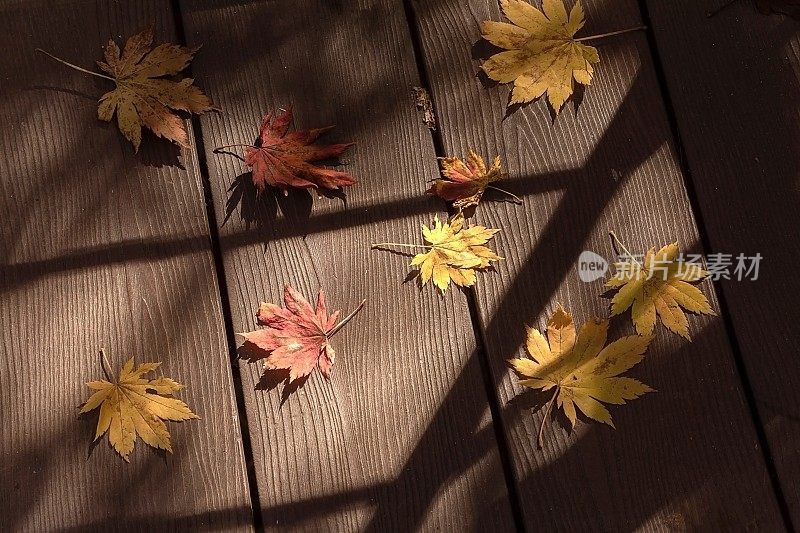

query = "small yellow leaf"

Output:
[[80, 354, 198, 462], [509, 307, 654, 445], [481, 0, 600, 113], [606, 242, 716, 340], [409, 213, 502, 293]]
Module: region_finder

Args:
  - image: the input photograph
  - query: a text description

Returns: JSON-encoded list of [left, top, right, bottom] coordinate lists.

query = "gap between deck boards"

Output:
[[171, 1, 265, 530], [399, 0, 527, 530], [635, 1, 793, 528]]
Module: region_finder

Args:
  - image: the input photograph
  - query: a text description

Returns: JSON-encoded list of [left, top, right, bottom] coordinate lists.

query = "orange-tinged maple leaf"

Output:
[[243, 107, 356, 194], [39, 26, 215, 151], [240, 286, 365, 385], [427, 150, 504, 209]]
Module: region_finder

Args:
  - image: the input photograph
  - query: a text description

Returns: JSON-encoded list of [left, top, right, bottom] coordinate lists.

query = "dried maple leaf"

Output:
[[39, 27, 215, 151], [427, 150, 505, 209], [509, 305, 654, 446], [481, 0, 600, 112], [241, 107, 356, 194], [412, 86, 437, 130], [373, 212, 502, 292], [606, 241, 716, 340], [80, 351, 198, 462], [240, 286, 365, 384]]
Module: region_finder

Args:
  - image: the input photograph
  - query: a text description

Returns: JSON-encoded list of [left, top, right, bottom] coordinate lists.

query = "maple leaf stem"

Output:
[[574, 26, 647, 42], [328, 299, 366, 338], [213, 143, 257, 152], [213, 144, 299, 159], [99, 348, 113, 380], [35, 49, 115, 82], [609, 231, 642, 267], [370, 242, 431, 250], [486, 185, 523, 204], [537, 387, 559, 449]]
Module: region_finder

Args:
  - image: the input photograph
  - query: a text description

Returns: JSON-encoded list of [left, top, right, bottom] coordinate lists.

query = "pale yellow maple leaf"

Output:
[[481, 0, 600, 112], [606, 243, 716, 340], [509, 305, 654, 446], [80, 352, 198, 462], [373, 213, 501, 292], [409, 212, 502, 292]]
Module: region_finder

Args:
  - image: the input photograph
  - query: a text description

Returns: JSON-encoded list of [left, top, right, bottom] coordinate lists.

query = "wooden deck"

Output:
[[1, 0, 797, 530]]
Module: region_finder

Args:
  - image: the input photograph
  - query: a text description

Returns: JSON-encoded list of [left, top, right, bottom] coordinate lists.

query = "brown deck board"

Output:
[[180, 0, 515, 530], [410, 0, 784, 528], [645, 0, 800, 523], [0, 1, 253, 531]]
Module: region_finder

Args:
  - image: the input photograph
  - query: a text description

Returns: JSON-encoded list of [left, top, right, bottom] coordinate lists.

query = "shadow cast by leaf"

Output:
[[508, 386, 602, 445], [275, 187, 314, 234], [571, 83, 586, 117], [238, 341, 311, 404], [137, 133, 184, 169], [253, 369, 310, 406], [471, 36, 500, 62], [404, 270, 420, 285], [224, 168, 346, 247], [315, 185, 348, 205], [28, 85, 96, 102], [77, 409, 104, 459], [471, 38, 503, 92], [223, 172, 278, 229], [508, 388, 550, 417], [371, 246, 416, 260]]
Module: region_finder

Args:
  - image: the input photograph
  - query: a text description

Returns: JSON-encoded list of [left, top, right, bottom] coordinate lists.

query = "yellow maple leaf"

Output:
[[509, 305, 654, 446], [372, 213, 501, 292], [480, 0, 600, 112], [606, 242, 716, 340], [80, 351, 198, 462], [410, 212, 502, 292], [39, 27, 214, 151]]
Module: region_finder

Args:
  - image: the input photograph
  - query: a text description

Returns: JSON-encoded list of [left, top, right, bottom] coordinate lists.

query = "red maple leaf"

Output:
[[243, 107, 356, 194], [425, 150, 518, 209], [240, 286, 365, 384]]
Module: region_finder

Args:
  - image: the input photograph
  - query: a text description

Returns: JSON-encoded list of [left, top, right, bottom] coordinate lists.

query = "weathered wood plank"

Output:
[[411, 0, 784, 528], [180, 0, 515, 530], [0, 1, 253, 530], [645, 0, 800, 523]]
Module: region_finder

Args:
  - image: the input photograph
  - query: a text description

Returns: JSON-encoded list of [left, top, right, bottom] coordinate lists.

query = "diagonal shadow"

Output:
[[359, 64, 667, 530], [0, 168, 575, 293]]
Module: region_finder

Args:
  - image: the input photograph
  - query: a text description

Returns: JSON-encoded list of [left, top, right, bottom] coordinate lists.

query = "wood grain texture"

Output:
[[0, 2, 253, 531], [644, 0, 800, 524], [411, 0, 784, 529], [179, 0, 515, 530]]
